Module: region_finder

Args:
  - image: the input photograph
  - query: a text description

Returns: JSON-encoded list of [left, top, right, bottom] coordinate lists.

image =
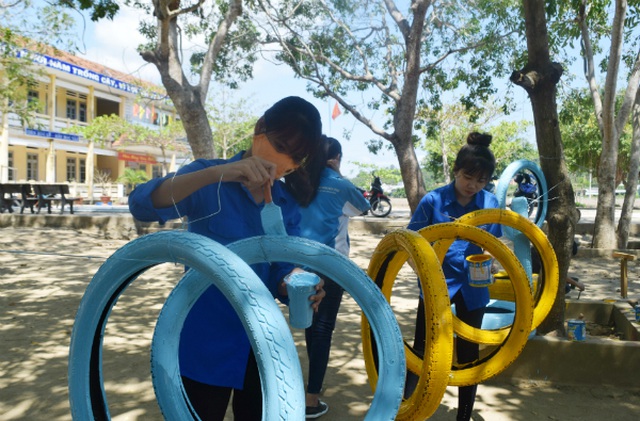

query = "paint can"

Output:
[[567, 319, 586, 341], [466, 254, 494, 287]]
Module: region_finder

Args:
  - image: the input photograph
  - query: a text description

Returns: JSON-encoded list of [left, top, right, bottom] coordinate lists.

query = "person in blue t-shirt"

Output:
[[299, 136, 370, 418], [129, 96, 327, 421], [406, 132, 502, 421]]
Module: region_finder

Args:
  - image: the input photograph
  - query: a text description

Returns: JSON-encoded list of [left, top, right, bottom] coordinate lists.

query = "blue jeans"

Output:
[[304, 277, 344, 394]]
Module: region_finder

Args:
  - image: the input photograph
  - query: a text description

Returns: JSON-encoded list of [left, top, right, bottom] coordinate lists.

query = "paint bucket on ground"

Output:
[[567, 319, 586, 341], [466, 254, 494, 287]]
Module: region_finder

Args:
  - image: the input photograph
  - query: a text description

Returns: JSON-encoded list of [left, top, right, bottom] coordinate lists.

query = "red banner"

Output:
[[118, 152, 157, 164]]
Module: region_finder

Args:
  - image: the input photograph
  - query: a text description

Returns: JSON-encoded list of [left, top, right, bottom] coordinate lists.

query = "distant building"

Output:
[[1, 44, 190, 203]]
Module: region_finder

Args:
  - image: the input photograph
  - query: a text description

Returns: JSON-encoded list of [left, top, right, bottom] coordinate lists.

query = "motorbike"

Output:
[[513, 173, 538, 216], [360, 176, 392, 218]]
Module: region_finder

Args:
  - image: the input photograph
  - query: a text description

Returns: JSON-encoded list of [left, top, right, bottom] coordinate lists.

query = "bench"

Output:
[[0, 183, 37, 214], [33, 184, 81, 215]]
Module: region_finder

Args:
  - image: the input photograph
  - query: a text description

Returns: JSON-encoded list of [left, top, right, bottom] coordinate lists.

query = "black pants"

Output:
[[407, 293, 485, 421], [182, 351, 262, 421]]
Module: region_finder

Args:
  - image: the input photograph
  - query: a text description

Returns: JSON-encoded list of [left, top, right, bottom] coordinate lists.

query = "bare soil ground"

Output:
[[1, 225, 639, 420]]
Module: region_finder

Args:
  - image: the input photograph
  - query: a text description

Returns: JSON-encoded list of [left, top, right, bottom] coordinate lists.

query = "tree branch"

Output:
[[578, 0, 604, 136], [197, 0, 243, 99]]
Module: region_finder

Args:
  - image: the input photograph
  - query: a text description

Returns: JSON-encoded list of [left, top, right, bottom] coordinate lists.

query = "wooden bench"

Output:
[[33, 184, 81, 215], [0, 183, 37, 214]]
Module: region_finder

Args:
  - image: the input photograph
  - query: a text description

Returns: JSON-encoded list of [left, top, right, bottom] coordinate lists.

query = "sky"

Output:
[[63, 2, 540, 178]]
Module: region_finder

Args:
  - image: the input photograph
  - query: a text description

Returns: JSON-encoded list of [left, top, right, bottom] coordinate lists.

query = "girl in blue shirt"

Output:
[[406, 132, 501, 421], [129, 96, 327, 421], [298, 136, 371, 418]]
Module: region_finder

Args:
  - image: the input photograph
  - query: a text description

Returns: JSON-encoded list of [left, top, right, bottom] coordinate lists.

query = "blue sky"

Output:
[[64, 2, 545, 178]]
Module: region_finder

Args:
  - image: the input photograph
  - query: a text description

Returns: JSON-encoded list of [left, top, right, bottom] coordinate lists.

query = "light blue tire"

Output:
[[68, 231, 302, 420], [152, 235, 406, 421], [495, 159, 548, 228]]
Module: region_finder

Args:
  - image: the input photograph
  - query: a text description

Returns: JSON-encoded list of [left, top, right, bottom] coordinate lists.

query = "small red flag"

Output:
[[332, 102, 342, 120]]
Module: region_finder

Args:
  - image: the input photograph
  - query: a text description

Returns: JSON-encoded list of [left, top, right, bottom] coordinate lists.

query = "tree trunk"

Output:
[[582, 0, 636, 249], [512, 0, 579, 335], [619, 91, 640, 248], [0, 106, 9, 183], [392, 133, 426, 213], [140, 0, 243, 160]]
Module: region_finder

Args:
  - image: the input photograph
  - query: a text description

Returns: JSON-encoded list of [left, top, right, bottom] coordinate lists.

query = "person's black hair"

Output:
[[325, 136, 342, 160], [452, 132, 496, 180], [254, 96, 324, 206]]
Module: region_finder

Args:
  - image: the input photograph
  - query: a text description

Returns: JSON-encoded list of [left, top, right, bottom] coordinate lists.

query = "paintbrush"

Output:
[[261, 182, 287, 236]]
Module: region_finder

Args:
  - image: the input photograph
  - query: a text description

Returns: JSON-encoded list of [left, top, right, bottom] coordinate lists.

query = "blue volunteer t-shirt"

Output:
[[129, 152, 298, 389], [407, 182, 502, 310], [299, 167, 370, 252]]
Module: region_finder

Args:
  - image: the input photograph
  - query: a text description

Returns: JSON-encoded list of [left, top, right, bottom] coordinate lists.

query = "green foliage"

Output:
[[558, 88, 634, 179], [124, 119, 189, 153], [59, 0, 120, 21], [65, 114, 129, 146], [206, 90, 258, 158], [1, 2, 76, 126], [418, 101, 536, 183], [349, 162, 403, 190], [117, 168, 150, 194], [266, 1, 525, 132]]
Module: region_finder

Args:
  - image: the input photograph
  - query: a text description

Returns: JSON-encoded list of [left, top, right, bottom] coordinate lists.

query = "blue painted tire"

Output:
[[152, 236, 406, 421], [68, 231, 302, 420], [495, 159, 548, 228]]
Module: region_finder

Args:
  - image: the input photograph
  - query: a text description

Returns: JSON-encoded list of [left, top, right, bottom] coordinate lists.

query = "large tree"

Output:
[[258, 0, 523, 212], [619, 89, 640, 247], [511, 0, 578, 333], [70, 0, 259, 159], [557, 0, 640, 249], [559, 88, 634, 187], [510, 0, 579, 334]]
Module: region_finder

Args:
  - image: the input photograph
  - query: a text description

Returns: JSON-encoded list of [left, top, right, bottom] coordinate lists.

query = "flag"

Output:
[[332, 102, 342, 120]]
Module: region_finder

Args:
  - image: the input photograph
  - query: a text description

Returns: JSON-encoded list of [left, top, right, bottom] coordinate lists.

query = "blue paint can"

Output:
[[567, 319, 586, 341], [466, 254, 494, 287]]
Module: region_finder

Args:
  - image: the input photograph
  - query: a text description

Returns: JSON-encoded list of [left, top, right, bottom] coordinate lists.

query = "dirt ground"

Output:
[[1, 225, 640, 420]]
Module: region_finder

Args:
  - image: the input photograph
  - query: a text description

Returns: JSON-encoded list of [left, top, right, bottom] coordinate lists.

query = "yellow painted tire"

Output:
[[488, 274, 538, 301], [362, 229, 453, 420], [413, 223, 533, 386], [426, 209, 558, 343]]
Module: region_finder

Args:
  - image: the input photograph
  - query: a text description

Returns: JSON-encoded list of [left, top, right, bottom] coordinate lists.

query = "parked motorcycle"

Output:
[[513, 173, 538, 216], [360, 176, 392, 217]]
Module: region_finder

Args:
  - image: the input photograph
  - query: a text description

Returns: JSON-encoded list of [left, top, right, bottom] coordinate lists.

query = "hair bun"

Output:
[[467, 131, 492, 147]]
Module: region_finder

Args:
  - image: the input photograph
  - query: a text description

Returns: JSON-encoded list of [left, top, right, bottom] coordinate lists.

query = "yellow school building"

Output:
[[0, 45, 190, 203]]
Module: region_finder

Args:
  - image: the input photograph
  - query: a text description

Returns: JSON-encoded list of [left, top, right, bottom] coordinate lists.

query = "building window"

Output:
[[66, 158, 77, 182], [27, 90, 40, 108], [152, 165, 163, 178], [66, 99, 77, 120], [27, 153, 39, 181], [8, 151, 14, 181], [78, 102, 87, 122], [79, 159, 86, 183], [65, 91, 88, 122]]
